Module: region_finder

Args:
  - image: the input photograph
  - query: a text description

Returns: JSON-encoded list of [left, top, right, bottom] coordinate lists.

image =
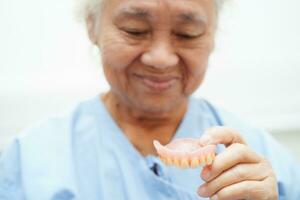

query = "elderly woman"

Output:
[[1, 0, 300, 199]]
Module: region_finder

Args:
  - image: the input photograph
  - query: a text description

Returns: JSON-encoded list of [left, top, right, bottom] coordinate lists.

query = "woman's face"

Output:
[[91, 0, 217, 113]]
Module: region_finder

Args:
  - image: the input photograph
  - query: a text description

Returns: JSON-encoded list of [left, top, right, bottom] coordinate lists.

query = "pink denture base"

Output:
[[153, 138, 216, 159]]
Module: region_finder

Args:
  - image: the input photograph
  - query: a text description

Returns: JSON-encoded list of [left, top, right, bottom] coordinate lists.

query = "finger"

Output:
[[198, 162, 272, 197], [201, 143, 262, 182], [200, 177, 278, 200], [200, 126, 246, 147]]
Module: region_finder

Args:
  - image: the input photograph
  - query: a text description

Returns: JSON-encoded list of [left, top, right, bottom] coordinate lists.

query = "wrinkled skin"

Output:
[[87, 0, 278, 199], [198, 127, 278, 200], [88, 0, 216, 114]]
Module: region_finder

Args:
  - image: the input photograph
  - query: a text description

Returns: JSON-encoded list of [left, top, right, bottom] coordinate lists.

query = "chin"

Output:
[[131, 95, 185, 114]]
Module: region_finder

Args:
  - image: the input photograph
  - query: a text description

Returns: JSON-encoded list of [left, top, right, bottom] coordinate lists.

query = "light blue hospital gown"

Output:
[[0, 96, 299, 200]]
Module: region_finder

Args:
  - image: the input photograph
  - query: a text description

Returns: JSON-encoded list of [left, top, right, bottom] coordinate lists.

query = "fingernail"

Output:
[[202, 171, 211, 180], [200, 135, 211, 145], [211, 195, 218, 200], [197, 185, 206, 196]]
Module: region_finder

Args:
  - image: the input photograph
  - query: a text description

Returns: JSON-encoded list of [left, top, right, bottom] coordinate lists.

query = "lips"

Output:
[[133, 74, 179, 92]]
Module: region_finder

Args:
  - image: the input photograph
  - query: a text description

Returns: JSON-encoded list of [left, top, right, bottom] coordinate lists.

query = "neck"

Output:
[[101, 91, 188, 155]]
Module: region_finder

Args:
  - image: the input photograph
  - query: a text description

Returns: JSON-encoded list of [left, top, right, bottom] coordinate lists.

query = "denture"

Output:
[[153, 138, 216, 168]]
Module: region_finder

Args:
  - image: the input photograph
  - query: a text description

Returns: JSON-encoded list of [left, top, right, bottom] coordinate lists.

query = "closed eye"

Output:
[[176, 33, 202, 40], [122, 28, 149, 37]]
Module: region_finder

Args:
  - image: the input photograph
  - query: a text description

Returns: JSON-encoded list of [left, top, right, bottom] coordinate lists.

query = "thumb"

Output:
[[200, 126, 246, 147]]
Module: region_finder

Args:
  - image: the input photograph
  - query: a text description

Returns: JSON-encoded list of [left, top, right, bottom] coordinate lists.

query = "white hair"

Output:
[[75, 0, 226, 22]]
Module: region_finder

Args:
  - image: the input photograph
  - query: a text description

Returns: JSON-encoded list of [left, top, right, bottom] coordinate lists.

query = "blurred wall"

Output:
[[0, 0, 299, 159]]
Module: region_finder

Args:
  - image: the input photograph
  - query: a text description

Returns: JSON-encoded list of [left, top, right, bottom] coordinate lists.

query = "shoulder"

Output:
[[14, 96, 101, 153], [0, 97, 101, 199], [191, 97, 270, 150], [191, 97, 298, 164], [1, 97, 99, 171]]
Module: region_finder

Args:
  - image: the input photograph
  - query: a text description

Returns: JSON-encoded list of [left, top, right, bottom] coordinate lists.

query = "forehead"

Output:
[[104, 0, 215, 24]]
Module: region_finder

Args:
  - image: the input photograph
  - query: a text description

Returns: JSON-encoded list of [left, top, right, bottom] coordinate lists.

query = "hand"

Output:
[[197, 126, 278, 200]]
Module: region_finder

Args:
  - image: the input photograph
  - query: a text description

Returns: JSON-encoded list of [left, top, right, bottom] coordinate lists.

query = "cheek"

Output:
[[181, 48, 211, 94], [100, 39, 136, 69], [100, 36, 142, 92]]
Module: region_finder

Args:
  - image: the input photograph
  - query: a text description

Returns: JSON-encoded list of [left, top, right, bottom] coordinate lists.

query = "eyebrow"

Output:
[[176, 12, 207, 25], [115, 6, 207, 25], [116, 7, 153, 21]]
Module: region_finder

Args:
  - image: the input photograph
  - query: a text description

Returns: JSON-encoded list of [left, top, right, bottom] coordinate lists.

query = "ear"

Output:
[[86, 14, 98, 45]]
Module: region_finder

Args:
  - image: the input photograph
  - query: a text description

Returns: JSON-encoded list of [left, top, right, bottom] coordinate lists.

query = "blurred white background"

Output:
[[0, 0, 299, 159]]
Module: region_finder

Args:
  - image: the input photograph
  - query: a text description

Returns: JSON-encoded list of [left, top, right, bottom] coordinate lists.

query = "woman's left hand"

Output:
[[197, 127, 278, 200]]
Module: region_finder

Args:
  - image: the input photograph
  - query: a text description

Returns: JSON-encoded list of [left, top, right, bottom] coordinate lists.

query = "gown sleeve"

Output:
[[257, 131, 300, 200], [0, 140, 25, 200]]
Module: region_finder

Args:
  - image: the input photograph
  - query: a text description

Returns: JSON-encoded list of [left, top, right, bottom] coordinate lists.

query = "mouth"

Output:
[[133, 74, 179, 92]]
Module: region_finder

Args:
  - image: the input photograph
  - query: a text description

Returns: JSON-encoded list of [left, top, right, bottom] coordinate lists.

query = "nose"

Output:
[[141, 39, 179, 70]]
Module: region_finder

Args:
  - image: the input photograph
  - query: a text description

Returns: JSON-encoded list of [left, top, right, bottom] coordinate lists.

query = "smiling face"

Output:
[[89, 0, 217, 114]]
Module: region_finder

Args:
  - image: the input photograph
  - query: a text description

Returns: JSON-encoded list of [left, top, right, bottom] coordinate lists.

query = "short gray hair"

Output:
[[75, 0, 226, 22]]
